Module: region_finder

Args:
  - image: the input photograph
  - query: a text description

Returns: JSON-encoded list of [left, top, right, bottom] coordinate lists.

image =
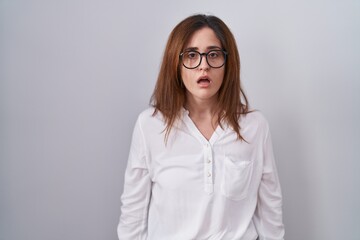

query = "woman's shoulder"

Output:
[[136, 107, 165, 127], [137, 107, 155, 119], [240, 109, 270, 131], [136, 107, 157, 123]]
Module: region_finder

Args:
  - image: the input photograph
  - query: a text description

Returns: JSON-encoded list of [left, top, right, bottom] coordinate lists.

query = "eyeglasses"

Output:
[[179, 50, 227, 69]]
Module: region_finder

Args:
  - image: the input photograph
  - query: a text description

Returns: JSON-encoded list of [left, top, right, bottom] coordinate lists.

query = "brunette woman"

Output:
[[117, 14, 285, 240]]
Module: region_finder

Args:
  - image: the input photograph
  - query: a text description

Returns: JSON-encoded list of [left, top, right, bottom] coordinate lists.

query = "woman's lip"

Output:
[[197, 79, 210, 83], [197, 78, 211, 87], [197, 76, 211, 83]]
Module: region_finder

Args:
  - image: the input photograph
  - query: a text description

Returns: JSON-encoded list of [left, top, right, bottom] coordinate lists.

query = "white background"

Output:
[[1, 0, 359, 239]]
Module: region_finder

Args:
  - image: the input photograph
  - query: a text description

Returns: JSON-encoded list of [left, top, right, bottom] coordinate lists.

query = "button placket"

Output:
[[204, 143, 214, 194]]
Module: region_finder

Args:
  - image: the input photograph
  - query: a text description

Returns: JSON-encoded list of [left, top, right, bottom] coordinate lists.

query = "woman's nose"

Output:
[[198, 54, 210, 70]]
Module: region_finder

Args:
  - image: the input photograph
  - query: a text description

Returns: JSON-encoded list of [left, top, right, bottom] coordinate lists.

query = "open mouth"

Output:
[[197, 78, 211, 84]]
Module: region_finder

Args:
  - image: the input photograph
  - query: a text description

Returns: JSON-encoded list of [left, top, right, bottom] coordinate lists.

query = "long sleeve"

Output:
[[253, 127, 285, 240], [117, 118, 152, 240]]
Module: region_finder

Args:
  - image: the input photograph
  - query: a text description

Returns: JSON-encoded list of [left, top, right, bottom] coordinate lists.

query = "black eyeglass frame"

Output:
[[179, 50, 228, 69]]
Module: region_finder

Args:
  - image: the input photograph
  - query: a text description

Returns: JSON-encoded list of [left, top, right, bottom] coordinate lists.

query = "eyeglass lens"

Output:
[[181, 50, 226, 69]]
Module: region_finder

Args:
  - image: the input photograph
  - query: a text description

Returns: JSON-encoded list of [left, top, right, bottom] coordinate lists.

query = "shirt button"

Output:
[[207, 159, 211, 163], [207, 172, 211, 177]]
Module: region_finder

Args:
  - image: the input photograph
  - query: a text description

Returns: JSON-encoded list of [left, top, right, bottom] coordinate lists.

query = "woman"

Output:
[[117, 14, 284, 240]]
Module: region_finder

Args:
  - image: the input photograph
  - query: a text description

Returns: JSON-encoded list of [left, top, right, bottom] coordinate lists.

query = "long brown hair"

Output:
[[151, 14, 250, 141]]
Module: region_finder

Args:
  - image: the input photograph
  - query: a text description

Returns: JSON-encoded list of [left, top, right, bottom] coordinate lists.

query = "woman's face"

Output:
[[180, 27, 225, 104]]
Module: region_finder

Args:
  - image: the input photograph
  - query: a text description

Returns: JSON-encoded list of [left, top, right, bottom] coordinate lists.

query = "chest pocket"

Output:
[[221, 157, 253, 201]]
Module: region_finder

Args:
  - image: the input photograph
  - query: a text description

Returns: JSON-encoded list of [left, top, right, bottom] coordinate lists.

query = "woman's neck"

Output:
[[184, 94, 220, 140], [184, 95, 219, 120]]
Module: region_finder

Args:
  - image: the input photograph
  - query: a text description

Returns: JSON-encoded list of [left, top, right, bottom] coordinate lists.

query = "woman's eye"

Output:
[[187, 52, 197, 59], [208, 51, 219, 58]]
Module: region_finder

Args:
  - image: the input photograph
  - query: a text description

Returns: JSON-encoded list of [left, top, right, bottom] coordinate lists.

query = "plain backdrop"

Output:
[[1, 0, 359, 239]]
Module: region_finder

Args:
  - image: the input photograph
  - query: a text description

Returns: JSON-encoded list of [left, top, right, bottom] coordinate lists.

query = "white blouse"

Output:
[[117, 108, 284, 240]]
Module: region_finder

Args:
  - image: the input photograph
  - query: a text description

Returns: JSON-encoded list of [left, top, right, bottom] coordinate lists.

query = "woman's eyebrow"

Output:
[[184, 47, 198, 51], [207, 46, 222, 50], [184, 46, 222, 51]]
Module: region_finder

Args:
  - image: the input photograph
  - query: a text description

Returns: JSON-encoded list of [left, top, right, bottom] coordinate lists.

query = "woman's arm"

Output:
[[117, 118, 152, 240], [253, 126, 285, 240]]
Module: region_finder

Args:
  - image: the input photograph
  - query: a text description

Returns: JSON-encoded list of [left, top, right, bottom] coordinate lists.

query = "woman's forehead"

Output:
[[184, 27, 222, 50]]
